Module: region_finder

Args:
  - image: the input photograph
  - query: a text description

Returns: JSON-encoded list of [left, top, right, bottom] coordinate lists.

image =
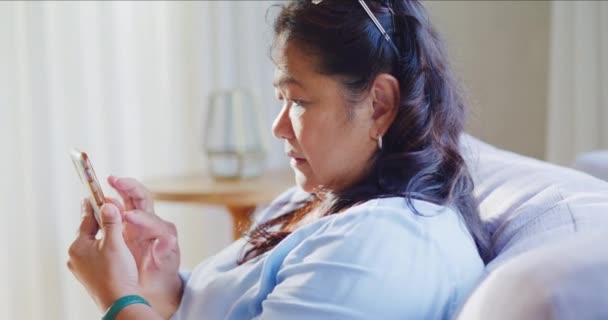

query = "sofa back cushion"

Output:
[[456, 135, 608, 319], [456, 231, 608, 320], [459, 134, 608, 270]]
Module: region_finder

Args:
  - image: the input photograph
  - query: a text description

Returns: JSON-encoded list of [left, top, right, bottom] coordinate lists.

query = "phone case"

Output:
[[70, 149, 106, 226]]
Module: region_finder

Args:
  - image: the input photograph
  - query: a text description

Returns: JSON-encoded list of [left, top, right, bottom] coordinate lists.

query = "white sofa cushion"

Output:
[[456, 134, 608, 319], [574, 150, 608, 182], [456, 231, 608, 320], [459, 134, 608, 270]]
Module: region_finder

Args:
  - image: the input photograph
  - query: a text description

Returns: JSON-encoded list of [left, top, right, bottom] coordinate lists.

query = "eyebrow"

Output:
[[272, 75, 304, 89]]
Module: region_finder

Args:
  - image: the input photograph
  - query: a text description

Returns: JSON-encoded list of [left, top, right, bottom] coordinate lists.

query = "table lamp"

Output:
[[203, 89, 267, 179]]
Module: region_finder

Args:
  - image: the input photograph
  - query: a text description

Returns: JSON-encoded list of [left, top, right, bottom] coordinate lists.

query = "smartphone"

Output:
[[70, 149, 106, 226]]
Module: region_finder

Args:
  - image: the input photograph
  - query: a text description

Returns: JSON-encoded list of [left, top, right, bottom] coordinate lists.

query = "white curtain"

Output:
[[546, 1, 608, 165], [0, 1, 282, 319]]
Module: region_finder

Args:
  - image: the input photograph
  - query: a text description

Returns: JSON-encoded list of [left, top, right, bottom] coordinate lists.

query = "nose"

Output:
[[272, 103, 294, 140]]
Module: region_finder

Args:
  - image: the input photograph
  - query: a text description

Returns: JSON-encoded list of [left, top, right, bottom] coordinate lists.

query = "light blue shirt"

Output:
[[171, 188, 484, 320]]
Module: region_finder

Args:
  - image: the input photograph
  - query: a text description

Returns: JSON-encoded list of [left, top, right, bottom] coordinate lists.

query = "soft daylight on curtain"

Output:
[[0, 1, 280, 319]]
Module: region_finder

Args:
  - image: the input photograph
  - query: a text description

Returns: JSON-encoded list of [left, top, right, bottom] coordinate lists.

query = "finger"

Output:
[[123, 210, 172, 239], [105, 197, 125, 212], [100, 203, 123, 241], [105, 197, 127, 220], [108, 176, 154, 212], [108, 176, 136, 211], [78, 199, 99, 239]]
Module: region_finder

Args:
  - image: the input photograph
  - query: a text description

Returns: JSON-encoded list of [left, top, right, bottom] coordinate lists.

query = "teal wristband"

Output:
[[102, 295, 151, 320]]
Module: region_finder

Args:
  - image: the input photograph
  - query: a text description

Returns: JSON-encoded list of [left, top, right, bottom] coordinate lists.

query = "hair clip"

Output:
[[385, 0, 397, 35], [358, 0, 399, 55], [310, 0, 400, 57]]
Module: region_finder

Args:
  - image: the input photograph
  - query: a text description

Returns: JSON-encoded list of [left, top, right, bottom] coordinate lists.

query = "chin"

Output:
[[293, 170, 315, 193]]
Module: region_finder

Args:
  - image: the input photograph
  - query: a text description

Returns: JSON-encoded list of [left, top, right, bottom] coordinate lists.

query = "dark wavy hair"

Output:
[[239, 0, 492, 264]]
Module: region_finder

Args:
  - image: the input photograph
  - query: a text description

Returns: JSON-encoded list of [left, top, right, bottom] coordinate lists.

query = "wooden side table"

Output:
[[145, 168, 294, 239]]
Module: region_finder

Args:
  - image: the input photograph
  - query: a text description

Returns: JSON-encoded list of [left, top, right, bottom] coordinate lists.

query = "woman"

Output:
[[67, 1, 491, 319]]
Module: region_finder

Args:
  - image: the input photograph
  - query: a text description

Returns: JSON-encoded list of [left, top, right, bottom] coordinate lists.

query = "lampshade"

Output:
[[203, 89, 267, 179]]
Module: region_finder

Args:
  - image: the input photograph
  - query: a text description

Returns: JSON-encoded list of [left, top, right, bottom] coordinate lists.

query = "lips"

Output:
[[286, 151, 307, 167], [286, 151, 305, 161]]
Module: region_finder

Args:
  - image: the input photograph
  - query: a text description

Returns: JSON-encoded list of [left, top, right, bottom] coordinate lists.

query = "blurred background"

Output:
[[0, 1, 606, 319]]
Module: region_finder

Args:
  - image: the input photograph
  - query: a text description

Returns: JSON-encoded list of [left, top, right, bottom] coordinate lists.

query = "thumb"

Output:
[[100, 203, 123, 238]]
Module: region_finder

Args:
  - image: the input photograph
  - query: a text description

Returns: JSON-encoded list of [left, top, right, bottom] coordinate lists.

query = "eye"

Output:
[[275, 93, 306, 108]]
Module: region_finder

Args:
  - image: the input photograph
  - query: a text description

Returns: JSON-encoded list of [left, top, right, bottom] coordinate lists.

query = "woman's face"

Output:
[[272, 37, 377, 194]]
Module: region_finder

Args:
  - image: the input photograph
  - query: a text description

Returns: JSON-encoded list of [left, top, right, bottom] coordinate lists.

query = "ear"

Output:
[[369, 73, 400, 140]]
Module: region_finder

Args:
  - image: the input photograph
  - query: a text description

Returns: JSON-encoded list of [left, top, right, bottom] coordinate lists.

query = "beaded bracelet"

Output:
[[102, 295, 151, 320]]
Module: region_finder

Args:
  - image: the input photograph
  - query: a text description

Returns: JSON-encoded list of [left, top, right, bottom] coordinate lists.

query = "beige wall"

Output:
[[426, 1, 551, 159]]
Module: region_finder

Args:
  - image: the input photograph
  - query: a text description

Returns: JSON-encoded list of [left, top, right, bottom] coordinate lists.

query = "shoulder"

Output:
[[269, 198, 483, 318], [298, 197, 468, 245], [309, 197, 484, 282], [280, 198, 452, 269]]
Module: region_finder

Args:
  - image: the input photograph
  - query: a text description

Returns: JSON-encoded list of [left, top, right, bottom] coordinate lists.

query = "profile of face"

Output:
[[272, 34, 397, 194]]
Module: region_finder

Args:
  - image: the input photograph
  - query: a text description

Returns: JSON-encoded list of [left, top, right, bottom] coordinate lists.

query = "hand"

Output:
[[107, 176, 182, 318], [67, 201, 140, 311]]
